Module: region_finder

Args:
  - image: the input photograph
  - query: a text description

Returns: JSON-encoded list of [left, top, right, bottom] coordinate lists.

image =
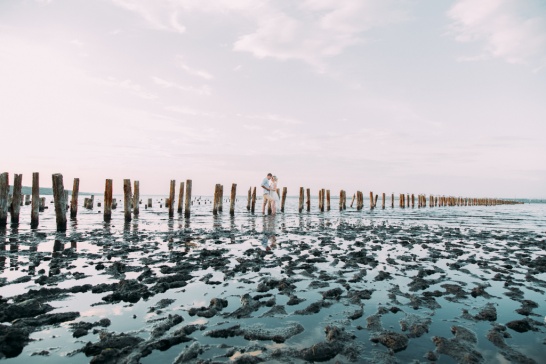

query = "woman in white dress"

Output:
[[270, 176, 280, 214]]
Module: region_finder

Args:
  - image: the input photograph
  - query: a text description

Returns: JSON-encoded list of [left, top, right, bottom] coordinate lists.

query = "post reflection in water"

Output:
[[262, 215, 277, 251]]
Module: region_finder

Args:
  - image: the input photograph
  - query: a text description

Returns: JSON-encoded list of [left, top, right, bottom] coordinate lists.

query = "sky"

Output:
[[1, 0, 545, 198]]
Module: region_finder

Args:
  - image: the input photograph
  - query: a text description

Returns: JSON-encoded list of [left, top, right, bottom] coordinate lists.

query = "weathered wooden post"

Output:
[[251, 187, 257, 213], [382, 193, 385, 209], [342, 190, 347, 210], [318, 189, 323, 212], [229, 183, 237, 216], [133, 181, 140, 216], [0, 173, 8, 226], [10, 174, 22, 224], [326, 190, 330, 211], [69, 178, 79, 218], [177, 181, 185, 214], [147, 198, 152, 208], [123, 179, 132, 222], [306, 188, 311, 212], [281, 187, 287, 212], [339, 190, 344, 211], [298, 187, 304, 213], [39, 197, 46, 212], [168, 180, 175, 217], [369, 191, 374, 209], [52, 174, 67, 232], [247, 187, 251, 211], [218, 184, 224, 212], [213, 184, 219, 215], [411, 194, 415, 208], [30, 172, 39, 228], [104, 179, 113, 222], [399, 194, 403, 208], [184, 179, 192, 218]]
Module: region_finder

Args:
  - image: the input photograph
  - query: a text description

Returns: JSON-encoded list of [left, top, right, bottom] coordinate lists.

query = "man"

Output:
[[261, 173, 272, 214]]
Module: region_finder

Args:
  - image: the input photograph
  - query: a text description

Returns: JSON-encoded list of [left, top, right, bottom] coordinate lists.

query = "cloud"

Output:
[[152, 76, 211, 96], [101, 77, 158, 100], [448, 0, 546, 66], [233, 0, 408, 68], [110, 0, 186, 33], [176, 57, 214, 80], [109, 0, 409, 68]]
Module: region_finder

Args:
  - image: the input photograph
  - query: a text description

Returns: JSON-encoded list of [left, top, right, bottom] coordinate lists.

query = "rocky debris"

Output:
[[348, 306, 363, 320], [286, 295, 305, 305], [13, 311, 80, 328], [473, 303, 498, 321], [225, 294, 262, 319], [256, 277, 296, 295], [0, 324, 30, 359], [0, 298, 54, 322], [370, 331, 409, 352], [515, 300, 538, 316], [97, 279, 153, 303], [487, 324, 537, 364], [70, 318, 111, 338], [432, 326, 484, 363], [294, 300, 332, 315], [321, 287, 343, 300], [505, 318, 538, 333], [206, 322, 303, 344], [259, 305, 287, 317], [79, 332, 144, 362], [150, 314, 184, 338], [173, 342, 202, 363], [188, 298, 228, 318], [399, 314, 431, 338]]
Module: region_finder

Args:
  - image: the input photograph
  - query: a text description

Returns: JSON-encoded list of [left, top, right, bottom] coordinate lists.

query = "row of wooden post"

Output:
[[0, 172, 523, 232]]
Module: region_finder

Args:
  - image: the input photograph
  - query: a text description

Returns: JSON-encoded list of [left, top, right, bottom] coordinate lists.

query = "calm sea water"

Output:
[[1, 195, 545, 363]]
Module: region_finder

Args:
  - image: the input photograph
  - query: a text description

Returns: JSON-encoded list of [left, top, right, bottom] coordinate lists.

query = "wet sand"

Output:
[[1, 197, 545, 363]]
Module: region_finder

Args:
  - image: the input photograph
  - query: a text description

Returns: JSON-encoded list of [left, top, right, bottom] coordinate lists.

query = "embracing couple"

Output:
[[261, 172, 279, 214]]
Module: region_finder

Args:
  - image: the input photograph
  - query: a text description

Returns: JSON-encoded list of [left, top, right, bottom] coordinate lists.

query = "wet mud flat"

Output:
[[1, 201, 546, 363]]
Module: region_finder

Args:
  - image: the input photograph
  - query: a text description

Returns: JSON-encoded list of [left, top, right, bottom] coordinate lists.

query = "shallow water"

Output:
[[1, 196, 545, 363]]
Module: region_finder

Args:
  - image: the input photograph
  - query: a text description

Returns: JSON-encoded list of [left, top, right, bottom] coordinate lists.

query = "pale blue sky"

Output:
[[1, 0, 545, 197]]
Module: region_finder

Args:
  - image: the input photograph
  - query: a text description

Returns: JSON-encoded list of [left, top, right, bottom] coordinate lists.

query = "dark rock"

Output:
[[370, 331, 409, 352]]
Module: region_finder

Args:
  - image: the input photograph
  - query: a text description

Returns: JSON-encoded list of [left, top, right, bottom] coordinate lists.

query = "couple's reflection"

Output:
[[261, 215, 277, 251]]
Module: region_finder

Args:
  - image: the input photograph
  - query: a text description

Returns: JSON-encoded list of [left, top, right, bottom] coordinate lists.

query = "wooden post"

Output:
[[177, 181, 185, 214], [350, 193, 355, 208], [70, 178, 79, 218], [64, 190, 69, 210], [411, 194, 415, 208], [213, 184, 219, 215], [399, 194, 403, 208], [381, 193, 385, 209], [133, 181, 140, 216], [326, 189, 330, 211], [306, 188, 311, 212], [10, 174, 22, 224], [52, 173, 67, 232], [147, 198, 152, 208], [318, 189, 323, 212], [229, 183, 237, 215], [321, 188, 326, 212], [168, 180, 175, 217], [218, 185, 224, 212], [343, 190, 347, 210], [104, 179, 113, 222], [39, 197, 46, 212], [123, 179, 132, 222], [247, 187, 251, 211], [369, 191, 374, 209], [298, 187, 304, 213], [281, 187, 287, 212], [31, 172, 39, 228], [339, 190, 344, 211], [251, 187, 257, 214], [184, 179, 192, 218]]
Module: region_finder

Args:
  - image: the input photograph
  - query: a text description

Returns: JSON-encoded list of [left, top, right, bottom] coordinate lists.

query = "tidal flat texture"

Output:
[[1, 197, 545, 363]]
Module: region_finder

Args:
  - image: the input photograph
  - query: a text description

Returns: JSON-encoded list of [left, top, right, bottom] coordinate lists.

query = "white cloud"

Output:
[[176, 56, 214, 80], [152, 76, 211, 96], [101, 77, 158, 100], [448, 0, 546, 66], [109, 0, 408, 68]]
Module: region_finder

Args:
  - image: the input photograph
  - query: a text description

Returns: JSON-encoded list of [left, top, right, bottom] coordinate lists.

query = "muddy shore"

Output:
[[1, 198, 545, 363]]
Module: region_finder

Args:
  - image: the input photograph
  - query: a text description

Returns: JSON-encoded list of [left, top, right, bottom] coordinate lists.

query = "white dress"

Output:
[[270, 183, 280, 204]]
